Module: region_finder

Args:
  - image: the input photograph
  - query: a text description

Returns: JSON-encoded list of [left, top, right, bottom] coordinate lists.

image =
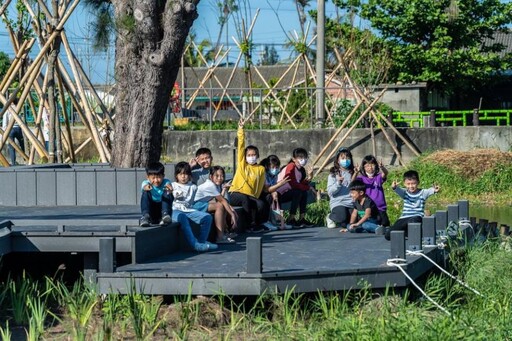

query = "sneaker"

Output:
[[159, 213, 172, 225], [286, 217, 299, 228], [262, 222, 279, 231], [216, 235, 236, 244], [326, 214, 336, 228], [205, 241, 218, 250], [375, 225, 385, 235], [297, 218, 315, 228], [139, 214, 151, 227]]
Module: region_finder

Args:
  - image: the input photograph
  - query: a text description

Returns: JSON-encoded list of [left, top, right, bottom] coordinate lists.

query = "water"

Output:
[[470, 205, 512, 226]]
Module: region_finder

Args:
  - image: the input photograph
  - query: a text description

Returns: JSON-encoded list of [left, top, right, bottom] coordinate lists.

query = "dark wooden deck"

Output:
[[0, 205, 444, 295]]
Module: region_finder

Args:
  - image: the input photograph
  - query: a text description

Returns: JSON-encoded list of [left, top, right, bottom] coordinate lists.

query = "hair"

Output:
[[209, 165, 225, 177], [145, 162, 165, 176], [403, 170, 420, 182], [349, 179, 366, 192], [292, 148, 308, 159], [260, 154, 281, 170], [245, 145, 259, 158], [360, 155, 380, 177], [329, 147, 354, 175], [174, 161, 192, 178], [195, 147, 212, 158]]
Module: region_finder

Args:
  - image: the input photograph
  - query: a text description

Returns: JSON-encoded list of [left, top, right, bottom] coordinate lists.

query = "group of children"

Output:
[[326, 147, 440, 240], [138, 119, 317, 252], [139, 122, 440, 252]]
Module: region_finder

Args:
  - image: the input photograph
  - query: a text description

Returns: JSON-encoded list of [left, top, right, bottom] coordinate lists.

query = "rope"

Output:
[[406, 249, 484, 297], [386, 258, 451, 316]]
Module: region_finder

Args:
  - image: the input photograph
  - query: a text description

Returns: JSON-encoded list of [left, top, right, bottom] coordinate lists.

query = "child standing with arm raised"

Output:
[[384, 170, 440, 240]]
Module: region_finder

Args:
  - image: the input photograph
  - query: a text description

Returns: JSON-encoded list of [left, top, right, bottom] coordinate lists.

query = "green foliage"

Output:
[[0, 52, 11, 80], [357, 0, 512, 94]]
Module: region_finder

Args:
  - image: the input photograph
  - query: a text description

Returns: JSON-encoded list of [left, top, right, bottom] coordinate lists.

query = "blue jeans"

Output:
[[348, 218, 379, 233], [172, 210, 212, 248], [140, 191, 173, 223]]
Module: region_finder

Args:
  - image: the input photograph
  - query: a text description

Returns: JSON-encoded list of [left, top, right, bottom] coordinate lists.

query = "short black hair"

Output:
[[403, 170, 420, 182], [293, 148, 308, 159], [145, 162, 165, 176], [245, 145, 259, 158], [175, 161, 192, 178], [349, 179, 366, 192], [195, 147, 212, 158]]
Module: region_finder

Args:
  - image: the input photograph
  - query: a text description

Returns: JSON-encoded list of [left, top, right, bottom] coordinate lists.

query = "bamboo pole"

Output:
[[60, 31, 109, 162]]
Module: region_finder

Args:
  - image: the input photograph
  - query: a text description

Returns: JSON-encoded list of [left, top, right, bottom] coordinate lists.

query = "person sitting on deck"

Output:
[[194, 165, 238, 244], [139, 162, 173, 227], [170, 162, 218, 252], [190, 147, 214, 186], [341, 179, 382, 234], [228, 119, 269, 233], [384, 170, 440, 240]]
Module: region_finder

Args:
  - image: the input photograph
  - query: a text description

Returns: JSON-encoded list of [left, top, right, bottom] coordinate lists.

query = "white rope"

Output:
[[386, 258, 451, 316], [406, 249, 484, 297]]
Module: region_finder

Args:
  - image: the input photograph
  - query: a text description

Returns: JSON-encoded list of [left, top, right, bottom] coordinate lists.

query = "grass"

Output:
[[0, 153, 511, 338]]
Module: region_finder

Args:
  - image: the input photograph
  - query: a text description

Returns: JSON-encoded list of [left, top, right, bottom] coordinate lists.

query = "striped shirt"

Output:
[[394, 187, 436, 219]]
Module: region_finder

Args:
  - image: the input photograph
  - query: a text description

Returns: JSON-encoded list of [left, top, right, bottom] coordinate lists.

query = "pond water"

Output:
[[470, 205, 512, 226]]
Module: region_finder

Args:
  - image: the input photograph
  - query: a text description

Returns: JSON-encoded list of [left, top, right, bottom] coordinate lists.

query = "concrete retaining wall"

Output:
[[162, 126, 512, 168]]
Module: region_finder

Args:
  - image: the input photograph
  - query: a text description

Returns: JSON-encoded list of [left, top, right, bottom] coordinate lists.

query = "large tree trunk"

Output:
[[111, 0, 199, 167]]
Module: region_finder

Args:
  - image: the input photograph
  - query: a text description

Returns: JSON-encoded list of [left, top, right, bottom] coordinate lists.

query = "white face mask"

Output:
[[246, 156, 257, 165], [298, 158, 307, 167]]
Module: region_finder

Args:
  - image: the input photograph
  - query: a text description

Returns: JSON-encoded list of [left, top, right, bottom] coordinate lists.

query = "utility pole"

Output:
[[315, 0, 325, 128]]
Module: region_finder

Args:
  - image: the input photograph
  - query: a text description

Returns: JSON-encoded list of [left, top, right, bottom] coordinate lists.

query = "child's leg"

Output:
[[279, 189, 301, 216], [361, 219, 380, 233], [385, 216, 421, 240], [187, 210, 213, 243], [378, 210, 390, 227], [330, 205, 352, 228], [250, 196, 270, 225], [172, 210, 198, 248], [208, 201, 226, 239]]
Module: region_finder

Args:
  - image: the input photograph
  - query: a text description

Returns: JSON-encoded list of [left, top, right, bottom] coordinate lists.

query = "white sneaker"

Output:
[[263, 222, 279, 231], [326, 214, 336, 228]]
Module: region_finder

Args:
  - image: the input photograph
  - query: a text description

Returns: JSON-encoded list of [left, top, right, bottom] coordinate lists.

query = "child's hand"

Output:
[[391, 180, 398, 190], [433, 183, 440, 193], [143, 184, 152, 191]]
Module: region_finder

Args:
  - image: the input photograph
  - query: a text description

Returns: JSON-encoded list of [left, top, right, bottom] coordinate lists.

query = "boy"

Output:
[[190, 147, 213, 185], [384, 170, 440, 240], [341, 179, 381, 233], [139, 162, 173, 227]]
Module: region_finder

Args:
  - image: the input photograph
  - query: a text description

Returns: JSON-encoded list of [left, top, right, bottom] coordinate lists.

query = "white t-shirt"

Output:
[[195, 179, 221, 203]]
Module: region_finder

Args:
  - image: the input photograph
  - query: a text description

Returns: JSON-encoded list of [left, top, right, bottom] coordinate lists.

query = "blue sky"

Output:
[[0, 1, 341, 84]]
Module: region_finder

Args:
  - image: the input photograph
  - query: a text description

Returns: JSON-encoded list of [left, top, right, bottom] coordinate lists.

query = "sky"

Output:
[[0, 1, 342, 84]]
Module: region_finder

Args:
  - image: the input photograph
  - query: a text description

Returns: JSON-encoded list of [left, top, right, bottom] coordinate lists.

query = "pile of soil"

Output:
[[423, 149, 512, 179]]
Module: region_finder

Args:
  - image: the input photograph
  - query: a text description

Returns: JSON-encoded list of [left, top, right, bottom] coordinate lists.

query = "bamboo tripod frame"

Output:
[[0, 0, 112, 167]]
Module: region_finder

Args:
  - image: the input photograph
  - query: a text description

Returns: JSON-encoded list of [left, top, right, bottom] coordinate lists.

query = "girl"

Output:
[[356, 155, 390, 227], [194, 166, 238, 243], [276, 148, 315, 228], [170, 162, 217, 252], [326, 148, 356, 228], [228, 119, 269, 233], [260, 155, 291, 230]]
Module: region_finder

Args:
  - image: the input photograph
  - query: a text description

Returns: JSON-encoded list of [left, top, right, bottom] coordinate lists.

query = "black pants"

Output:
[[330, 205, 353, 228], [385, 215, 422, 241], [279, 188, 308, 215], [230, 192, 269, 226]]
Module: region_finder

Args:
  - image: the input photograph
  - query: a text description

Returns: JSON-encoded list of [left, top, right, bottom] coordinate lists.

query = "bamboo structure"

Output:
[[0, 0, 112, 167]]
